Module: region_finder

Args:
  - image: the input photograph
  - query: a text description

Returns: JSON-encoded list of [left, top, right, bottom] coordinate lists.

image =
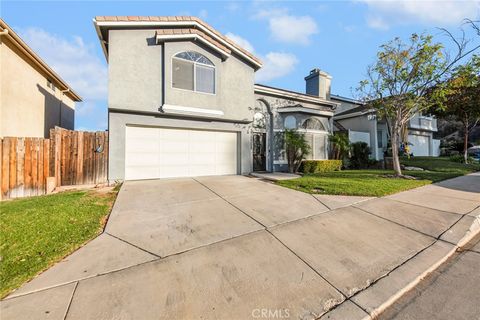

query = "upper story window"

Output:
[[172, 51, 215, 94]]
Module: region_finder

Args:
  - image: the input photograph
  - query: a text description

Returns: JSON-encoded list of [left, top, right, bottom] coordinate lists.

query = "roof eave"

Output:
[[254, 84, 339, 108], [334, 109, 376, 120], [93, 19, 262, 70], [93, 18, 109, 62], [0, 19, 82, 102]]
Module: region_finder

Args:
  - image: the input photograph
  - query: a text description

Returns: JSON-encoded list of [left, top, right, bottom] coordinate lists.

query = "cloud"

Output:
[[19, 27, 108, 101], [224, 32, 298, 82], [225, 32, 256, 53], [254, 8, 318, 45], [255, 52, 298, 82], [199, 9, 208, 19], [19, 27, 108, 130], [360, 0, 480, 29], [226, 2, 241, 12]]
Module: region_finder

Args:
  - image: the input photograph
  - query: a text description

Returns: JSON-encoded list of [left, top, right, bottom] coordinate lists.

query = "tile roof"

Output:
[[155, 28, 231, 55], [335, 105, 374, 117], [95, 16, 261, 66]]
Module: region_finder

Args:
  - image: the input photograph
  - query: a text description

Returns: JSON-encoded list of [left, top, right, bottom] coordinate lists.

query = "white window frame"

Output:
[[172, 51, 216, 95]]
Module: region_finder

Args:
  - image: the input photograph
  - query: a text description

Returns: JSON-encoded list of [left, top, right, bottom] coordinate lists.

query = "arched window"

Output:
[[284, 115, 297, 129], [172, 51, 215, 94], [253, 112, 266, 129], [302, 118, 326, 131]]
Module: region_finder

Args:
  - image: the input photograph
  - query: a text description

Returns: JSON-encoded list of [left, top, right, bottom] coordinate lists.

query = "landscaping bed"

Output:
[[277, 157, 479, 197], [0, 188, 118, 298]]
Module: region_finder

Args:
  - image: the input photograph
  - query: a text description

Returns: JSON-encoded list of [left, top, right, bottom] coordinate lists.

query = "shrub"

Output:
[[349, 142, 371, 169], [450, 154, 475, 163], [301, 160, 343, 174], [285, 129, 311, 173]]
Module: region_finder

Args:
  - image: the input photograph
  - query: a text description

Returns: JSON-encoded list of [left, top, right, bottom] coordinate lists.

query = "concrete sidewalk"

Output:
[[1, 174, 479, 320]]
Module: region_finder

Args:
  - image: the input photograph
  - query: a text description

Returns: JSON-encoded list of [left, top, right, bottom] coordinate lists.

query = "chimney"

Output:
[[305, 68, 332, 100]]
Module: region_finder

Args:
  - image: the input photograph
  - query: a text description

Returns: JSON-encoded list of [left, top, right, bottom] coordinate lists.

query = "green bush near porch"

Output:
[[301, 160, 343, 174]]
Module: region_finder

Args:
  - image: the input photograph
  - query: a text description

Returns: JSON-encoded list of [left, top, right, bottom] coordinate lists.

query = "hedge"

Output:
[[300, 160, 343, 174]]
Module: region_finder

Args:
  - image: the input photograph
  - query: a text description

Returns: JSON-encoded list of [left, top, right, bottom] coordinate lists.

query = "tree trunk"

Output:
[[391, 123, 402, 176], [463, 122, 469, 164]]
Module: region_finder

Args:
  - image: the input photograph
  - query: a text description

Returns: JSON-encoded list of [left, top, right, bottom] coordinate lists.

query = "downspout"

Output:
[[159, 42, 166, 111]]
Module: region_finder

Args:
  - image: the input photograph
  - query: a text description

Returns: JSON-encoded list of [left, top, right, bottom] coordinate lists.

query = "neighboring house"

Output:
[[0, 19, 81, 138], [94, 16, 337, 181], [332, 97, 440, 159]]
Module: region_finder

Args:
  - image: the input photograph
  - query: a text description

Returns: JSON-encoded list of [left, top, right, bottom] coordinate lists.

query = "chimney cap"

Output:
[[305, 68, 332, 80]]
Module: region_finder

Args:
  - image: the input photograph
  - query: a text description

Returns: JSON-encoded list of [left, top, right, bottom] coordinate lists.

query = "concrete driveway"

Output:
[[2, 174, 479, 320]]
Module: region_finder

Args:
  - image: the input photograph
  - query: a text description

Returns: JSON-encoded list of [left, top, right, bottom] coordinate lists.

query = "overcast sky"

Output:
[[2, 0, 480, 131]]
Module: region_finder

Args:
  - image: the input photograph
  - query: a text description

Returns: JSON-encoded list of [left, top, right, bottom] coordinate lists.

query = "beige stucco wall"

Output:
[[108, 29, 255, 121], [0, 36, 75, 138]]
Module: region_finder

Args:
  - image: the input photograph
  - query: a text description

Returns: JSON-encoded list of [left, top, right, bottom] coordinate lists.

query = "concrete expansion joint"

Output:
[[320, 209, 480, 319], [362, 216, 480, 319], [104, 232, 163, 258], [192, 177, 268, 229], [63, 281, 78, 320], [387, 198, 464, 217], [353, 206, 437, 240], [310, 194, 332, 211]]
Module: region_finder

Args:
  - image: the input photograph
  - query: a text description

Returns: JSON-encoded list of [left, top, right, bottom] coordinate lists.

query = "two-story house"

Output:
[[0, 19, 81, 138], [94, 16, 337, 181], [333, 98, 440, 160]]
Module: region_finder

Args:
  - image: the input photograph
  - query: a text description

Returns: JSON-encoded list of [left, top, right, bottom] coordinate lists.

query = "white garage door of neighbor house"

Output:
[[408, 134, 429, 156], [125, 126, 237, 180]]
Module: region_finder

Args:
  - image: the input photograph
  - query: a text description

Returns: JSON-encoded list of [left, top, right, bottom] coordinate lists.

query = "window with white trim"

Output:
[[172, 51, 215, 94]]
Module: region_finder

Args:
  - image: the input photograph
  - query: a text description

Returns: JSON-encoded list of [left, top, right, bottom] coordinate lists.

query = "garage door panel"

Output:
[[127, 153, 159, 166], [127, 127, 159, 139], [190, 153, 216, 163], [160, 166, 191, 178], [190, 142, 216, 153], [216, 164, 236, 175], [161, 153, 189, 166], [126, 139, 159, 153], [408, 134, 429, 156], [125, 127, 237, 180], [125, 166, 160, 181], [189, 165, 216, 176]]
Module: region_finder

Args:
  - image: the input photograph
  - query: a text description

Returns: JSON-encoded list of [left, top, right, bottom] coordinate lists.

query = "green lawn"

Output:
[[277, 157, 479, 197], [0, 189, 118, 298], [401, 156, 480, 174]]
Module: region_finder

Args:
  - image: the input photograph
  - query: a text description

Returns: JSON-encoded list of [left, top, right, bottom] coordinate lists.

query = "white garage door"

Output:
[[408, 134, 429, 156], [125, 126, 237, 180]]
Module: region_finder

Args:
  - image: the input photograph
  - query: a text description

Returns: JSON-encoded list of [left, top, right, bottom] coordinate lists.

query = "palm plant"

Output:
[[329, 133, 351, 160]]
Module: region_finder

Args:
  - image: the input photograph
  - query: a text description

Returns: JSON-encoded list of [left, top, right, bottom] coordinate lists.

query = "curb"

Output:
[[363, 211, 480, 319]]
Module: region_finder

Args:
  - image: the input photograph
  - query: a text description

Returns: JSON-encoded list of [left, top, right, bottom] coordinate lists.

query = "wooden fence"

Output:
[[0, 128, 108, 200]]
